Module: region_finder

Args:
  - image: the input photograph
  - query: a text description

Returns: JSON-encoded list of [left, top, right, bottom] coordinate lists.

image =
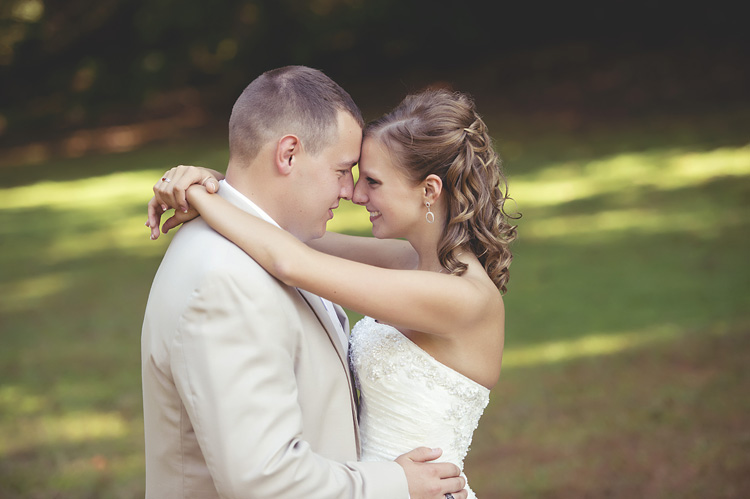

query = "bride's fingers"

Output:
[[160, 166, 184, 210], [170, 165, 211, 213], [161, 214, 181, 234], [153, 175, 174, 212], [150, 166, 220, 227], [146, 196, 165, 240], [169, 166, 199, 212], [203, 176, 219, 193], [169, 170, 189, 214], [161, 208, 198, 234]]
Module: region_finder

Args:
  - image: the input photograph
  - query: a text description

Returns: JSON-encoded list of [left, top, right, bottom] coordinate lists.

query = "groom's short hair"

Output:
[[228, 66, 364, 164]]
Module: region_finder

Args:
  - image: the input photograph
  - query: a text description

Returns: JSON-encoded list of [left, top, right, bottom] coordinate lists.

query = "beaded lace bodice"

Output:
[[349, 317, 490, 498]]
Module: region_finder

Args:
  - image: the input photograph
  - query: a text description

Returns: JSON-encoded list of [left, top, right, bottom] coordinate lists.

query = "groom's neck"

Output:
[[225, 166, 287, 231]]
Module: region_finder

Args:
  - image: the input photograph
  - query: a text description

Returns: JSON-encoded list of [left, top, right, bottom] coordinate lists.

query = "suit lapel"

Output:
[[296, 289, 361, 453], [296, 289, 348, 366]]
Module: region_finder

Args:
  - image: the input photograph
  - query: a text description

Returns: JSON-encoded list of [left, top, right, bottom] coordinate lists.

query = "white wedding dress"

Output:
[[349, 317, 490, 499]]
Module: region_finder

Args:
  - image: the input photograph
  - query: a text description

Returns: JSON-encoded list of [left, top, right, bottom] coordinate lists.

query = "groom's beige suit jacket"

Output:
[[141, 183, 408, 498]]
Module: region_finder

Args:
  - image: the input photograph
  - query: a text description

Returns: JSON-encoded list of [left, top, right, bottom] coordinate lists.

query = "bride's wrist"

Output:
[[186, 184, 208, 205]]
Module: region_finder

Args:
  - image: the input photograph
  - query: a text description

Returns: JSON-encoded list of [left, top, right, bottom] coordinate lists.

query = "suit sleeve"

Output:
[[171, 266, 409, 498]]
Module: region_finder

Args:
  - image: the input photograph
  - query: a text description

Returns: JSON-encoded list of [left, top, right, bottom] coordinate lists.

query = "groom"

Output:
[[142, 66, 466, 498]]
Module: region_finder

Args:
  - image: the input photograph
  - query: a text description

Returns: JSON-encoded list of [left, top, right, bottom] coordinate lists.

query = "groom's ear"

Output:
[[275, 135, 300, 175]]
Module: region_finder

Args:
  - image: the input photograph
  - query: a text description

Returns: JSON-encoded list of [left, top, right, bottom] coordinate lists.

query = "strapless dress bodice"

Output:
[[349, 316, 490, 498]]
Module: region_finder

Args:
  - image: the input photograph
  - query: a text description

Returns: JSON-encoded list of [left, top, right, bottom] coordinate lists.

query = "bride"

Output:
[[148, 89, 518, 498]]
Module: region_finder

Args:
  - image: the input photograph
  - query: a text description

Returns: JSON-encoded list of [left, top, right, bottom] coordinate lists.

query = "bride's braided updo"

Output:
[[366, 89, 519, 293]]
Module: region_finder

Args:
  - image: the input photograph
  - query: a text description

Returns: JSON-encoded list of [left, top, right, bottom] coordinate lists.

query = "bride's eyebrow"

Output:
[[358, 165, 378, 177]]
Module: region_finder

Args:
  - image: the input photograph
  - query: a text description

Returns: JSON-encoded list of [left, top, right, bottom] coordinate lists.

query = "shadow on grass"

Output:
[[506, 224, 749, 347], [0, 137, 228, 189], [0, 249, 152, 498], [465, 322, 750, 498], [1, 110, 749, 497], [0, 431, 145, 499]]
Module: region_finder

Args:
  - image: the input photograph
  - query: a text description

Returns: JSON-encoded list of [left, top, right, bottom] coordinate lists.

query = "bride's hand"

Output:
[[146, 205, 200, 240], [146, 165, 224, 239]]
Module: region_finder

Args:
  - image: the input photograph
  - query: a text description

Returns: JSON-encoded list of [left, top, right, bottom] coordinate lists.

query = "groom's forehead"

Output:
[[326, 113, 363, 158]]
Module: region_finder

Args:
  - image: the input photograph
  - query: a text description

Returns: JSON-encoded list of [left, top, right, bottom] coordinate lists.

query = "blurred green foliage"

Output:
[[1, 0, 748, 146]]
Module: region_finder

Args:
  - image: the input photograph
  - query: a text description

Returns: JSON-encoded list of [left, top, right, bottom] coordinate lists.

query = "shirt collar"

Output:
[[219, 179, 281, 229]]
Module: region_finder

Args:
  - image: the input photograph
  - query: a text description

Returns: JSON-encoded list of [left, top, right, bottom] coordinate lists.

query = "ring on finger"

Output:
[[162, 177, 171, 183]]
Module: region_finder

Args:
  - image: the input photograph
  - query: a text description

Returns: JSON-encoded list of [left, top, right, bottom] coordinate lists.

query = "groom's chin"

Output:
[[306, 222, 328, 242]]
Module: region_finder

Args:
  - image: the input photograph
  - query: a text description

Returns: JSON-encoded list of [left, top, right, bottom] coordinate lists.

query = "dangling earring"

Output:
[[425, 201, 435, 224]]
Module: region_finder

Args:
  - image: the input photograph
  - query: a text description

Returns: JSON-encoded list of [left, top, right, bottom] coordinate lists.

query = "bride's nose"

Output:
[[352, 179, 368, 205]]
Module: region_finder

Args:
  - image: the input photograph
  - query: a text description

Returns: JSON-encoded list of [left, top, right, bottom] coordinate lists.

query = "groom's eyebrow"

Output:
[[338, 159, 358, 168]]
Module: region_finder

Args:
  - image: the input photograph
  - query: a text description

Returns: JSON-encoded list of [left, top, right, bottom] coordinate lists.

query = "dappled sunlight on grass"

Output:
[[510, 144, 750, 243], [0, 272, 71, 313], [523, 206, 744, 240], [0, 385, 45, 417], [42, 211, 169, 262], [39, 411, 130, 445], [1, 170, 171, 271], [503, 324, 682, 369], [1, 395, 131, 456], [512, 144, 750, 208], [0, 170, 159, 211]]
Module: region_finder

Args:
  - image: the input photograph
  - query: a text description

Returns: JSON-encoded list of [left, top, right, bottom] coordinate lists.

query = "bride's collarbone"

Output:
[[385, 325, 476, 370], [373, 319, 432, 346], [374, 319, 481, 357], [371, 318, 501, 386]]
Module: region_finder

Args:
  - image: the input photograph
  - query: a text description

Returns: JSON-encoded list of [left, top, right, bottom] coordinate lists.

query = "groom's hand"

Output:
[[395, 447, 468, 499]]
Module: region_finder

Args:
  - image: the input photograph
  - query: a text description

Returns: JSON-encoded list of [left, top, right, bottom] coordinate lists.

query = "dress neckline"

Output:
[[369, 317, 491, 393]]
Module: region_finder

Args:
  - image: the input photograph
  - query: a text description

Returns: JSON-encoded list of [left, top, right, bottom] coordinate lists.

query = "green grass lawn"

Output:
[[1, 114, 748, 497]]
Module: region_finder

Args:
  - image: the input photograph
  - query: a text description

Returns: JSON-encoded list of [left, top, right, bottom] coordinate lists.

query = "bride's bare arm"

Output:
[[187, 185, 495, 340], [307, 232, 417, 270], [146, 166, 417, 270]]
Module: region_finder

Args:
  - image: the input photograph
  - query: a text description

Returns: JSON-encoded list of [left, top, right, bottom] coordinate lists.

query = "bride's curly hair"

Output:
[[366, 89, 520, 293]]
